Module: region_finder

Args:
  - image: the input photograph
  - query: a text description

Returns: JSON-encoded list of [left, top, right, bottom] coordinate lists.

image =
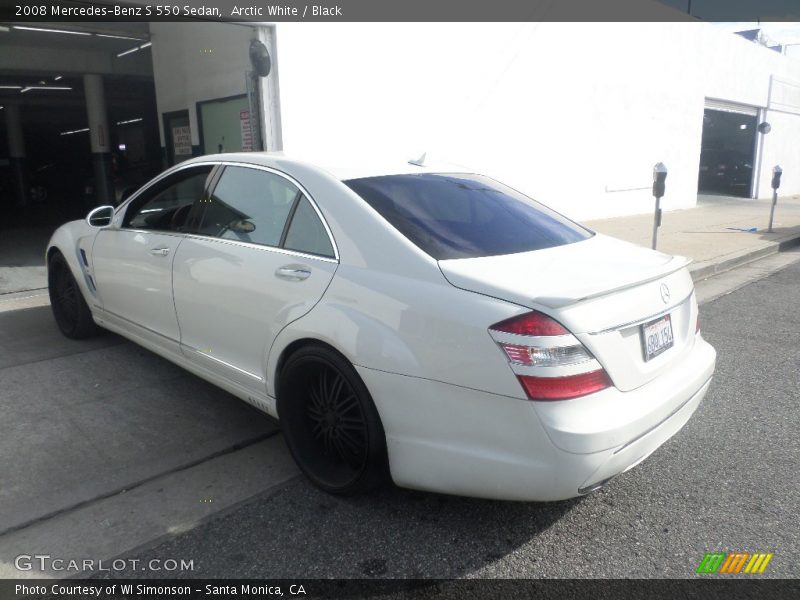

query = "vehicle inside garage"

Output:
[[698, 105, 758, 198]]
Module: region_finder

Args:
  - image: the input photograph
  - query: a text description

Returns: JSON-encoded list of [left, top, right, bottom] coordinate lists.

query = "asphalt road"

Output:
[[0, 305, 275, 538], [109, 260, 800, 579]]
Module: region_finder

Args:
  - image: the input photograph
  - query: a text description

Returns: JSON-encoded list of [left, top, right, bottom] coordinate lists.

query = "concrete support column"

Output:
[[5, 103, 27, 208], [84, 74, 114, 206]]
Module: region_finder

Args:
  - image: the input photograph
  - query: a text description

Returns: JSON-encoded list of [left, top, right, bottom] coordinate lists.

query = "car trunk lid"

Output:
[[438, 234, 698, 391]]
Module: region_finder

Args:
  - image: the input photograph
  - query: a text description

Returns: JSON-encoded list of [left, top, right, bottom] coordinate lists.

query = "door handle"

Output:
[[149, 246, 171, 256], [275, 266, 311, 281]]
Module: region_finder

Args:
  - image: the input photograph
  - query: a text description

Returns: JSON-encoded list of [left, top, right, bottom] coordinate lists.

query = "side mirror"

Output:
[[87, 205, 115, 228]]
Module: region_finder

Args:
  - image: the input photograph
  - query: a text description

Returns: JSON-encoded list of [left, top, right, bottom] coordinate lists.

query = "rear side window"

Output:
[[198, 166, 298, 247], [345, 173, 591, 260], [284, 197, 335, 258]]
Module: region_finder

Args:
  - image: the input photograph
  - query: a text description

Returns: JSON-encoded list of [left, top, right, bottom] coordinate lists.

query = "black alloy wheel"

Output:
[[48, 252, 97, 339], [278, 345, 389, 495]]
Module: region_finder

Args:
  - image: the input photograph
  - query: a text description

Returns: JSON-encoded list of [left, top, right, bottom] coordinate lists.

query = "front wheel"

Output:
[[48, 252, 98, 339], [278, 345, 389, 495]]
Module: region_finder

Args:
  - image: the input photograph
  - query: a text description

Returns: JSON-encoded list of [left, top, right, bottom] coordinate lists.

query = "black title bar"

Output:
[[3, 578, 799, 600], [2, 0, 800, 22]]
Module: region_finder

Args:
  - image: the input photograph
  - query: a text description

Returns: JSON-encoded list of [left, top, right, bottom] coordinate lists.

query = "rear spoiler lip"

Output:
[[533, 255, 692, 309]]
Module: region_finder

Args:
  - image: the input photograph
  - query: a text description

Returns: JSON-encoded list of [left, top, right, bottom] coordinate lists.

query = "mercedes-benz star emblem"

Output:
[[660, 283, 671, 304]]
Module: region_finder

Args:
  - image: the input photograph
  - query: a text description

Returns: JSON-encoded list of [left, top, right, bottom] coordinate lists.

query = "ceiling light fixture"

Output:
[[116, 40, 152, 58], [54, 75, 63, 81], [60, 127, 90, 136], [96, 33, 145, 41], [116, 46, 140, 57], [117, 117, 143, 125], [21, 86, 73, 93], [14, 25, 91, 36], [0, 85, 23, 89]]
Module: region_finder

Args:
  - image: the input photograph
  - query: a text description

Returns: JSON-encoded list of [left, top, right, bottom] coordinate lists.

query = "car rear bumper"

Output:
[[356, 335, 716, 501]]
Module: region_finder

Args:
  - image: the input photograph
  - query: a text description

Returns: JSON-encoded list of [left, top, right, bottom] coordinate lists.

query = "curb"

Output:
[[689, 233, 800, 282]]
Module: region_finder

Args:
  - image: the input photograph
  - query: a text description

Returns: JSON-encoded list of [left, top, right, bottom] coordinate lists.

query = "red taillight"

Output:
[[517, 370, 612, 401], [490, 311, 614, 401], [491, 311, 569, 337]]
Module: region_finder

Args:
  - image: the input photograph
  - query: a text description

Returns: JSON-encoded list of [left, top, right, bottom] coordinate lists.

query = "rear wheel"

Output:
[[278, 345, 389, 495], [48, 252, 97, 339]]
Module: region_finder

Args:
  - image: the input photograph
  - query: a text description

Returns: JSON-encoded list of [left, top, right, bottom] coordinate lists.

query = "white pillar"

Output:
[[84, 73, 110, 153], [83, 73, 114, 205]]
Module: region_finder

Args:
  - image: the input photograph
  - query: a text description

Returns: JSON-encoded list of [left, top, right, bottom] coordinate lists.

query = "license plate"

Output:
[[642, 314, 674, 361]]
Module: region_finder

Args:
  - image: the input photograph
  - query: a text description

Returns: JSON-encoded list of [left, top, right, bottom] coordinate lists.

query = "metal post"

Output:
[[652, 163, 668, 250], [768, 165, 782, 233], [652, 196, 661, 250], [768, 189, 778, 233]]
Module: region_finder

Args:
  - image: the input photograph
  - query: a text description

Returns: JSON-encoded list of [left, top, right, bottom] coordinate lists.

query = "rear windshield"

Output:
[[344, 173, 592, 260]]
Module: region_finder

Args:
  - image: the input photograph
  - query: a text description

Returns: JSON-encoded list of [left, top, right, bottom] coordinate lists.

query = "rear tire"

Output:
[[48, 252, 98, 339], [278, 345, 389, 495]]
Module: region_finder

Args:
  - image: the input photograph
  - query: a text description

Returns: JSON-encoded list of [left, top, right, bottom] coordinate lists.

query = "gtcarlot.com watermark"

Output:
[[15, 554, 194, 573]]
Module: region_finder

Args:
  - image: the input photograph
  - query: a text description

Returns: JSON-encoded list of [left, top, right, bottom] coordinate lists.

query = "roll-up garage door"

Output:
[[704, 99, 759, 116]]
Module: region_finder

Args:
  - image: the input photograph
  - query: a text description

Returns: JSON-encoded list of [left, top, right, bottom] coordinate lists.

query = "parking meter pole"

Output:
[[768, 189, 778, 233], [652, 196, 661, 250], [652, 163, 667, 250], [768, 165, 782, 233]]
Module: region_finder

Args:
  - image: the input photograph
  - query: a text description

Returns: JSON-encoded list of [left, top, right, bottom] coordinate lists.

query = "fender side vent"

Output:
[[80, 249, 89, 266]]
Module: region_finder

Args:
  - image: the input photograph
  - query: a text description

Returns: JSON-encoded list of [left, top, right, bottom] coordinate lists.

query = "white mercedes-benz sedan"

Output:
[[47, 153, 716, 501]]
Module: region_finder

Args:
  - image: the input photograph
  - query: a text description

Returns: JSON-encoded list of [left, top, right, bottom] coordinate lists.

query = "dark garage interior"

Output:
[[698, 107, 758, 198], [0, 23, 161, 232]]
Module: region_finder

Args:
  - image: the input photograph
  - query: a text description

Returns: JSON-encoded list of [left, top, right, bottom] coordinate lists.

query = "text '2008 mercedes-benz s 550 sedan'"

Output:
[[47, 153, 716, 501]]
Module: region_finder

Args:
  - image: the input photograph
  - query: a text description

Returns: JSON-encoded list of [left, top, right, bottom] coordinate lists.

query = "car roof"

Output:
[[180, 151, 472, 181]]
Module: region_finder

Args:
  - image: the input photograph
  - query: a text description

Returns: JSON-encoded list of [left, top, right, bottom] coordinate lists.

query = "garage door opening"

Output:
[[0, 24, 160, 232], [698, 104, 758, 198]]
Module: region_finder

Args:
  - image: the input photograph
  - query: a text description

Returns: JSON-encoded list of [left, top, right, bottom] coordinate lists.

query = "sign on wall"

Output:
[[172, 125, 193, 156], [240, 110, 253, 152]]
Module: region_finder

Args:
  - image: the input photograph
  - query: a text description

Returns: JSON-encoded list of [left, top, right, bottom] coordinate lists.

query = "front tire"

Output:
[[48, 252, 98, 339], [278, 345, 389, 495]]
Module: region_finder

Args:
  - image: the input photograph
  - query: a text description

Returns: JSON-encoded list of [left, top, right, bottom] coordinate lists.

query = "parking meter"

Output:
[[652, 163, 667, 249], [771, 165, 782, 190], [768, 165, 782, 232], [653, 162, 668, 198]]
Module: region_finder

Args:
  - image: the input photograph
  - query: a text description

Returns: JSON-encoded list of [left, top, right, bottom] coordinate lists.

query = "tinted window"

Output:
[[283, 197, 335, 258], [198, 166, 298, 247], [124, 166, 212, 232], [345, 173, 591, 260]]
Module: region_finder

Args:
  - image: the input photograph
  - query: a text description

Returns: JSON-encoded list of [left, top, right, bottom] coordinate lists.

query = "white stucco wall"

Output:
[[275, 23, 800, 220]]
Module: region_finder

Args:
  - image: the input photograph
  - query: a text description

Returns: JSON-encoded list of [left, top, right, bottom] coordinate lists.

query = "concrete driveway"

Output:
[[0, 305, 288, 548]]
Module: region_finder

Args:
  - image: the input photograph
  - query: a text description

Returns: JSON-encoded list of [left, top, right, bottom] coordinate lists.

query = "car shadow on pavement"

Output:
[[114, 474, 584, 579]]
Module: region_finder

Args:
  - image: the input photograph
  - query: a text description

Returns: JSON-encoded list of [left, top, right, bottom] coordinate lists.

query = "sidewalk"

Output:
[[0, 227, 53, 295], [585, 193, 800, 280], [2, 194, 800, 296]]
